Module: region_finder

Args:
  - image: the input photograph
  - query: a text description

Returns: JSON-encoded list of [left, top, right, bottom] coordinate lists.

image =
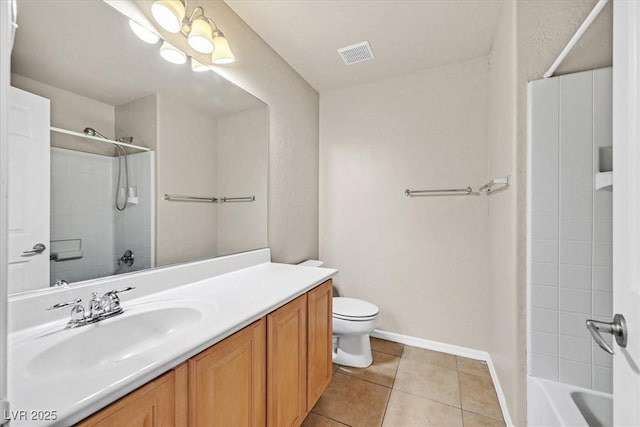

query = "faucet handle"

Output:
[[46, 298, 82, 311], [105, 286, 136, 296]]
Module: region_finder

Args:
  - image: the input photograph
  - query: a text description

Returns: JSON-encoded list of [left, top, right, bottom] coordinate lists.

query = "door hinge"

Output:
[[1, 399, 9, 426]]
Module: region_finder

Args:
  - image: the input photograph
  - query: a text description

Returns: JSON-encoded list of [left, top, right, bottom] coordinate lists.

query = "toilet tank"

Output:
[[298, 259, 324, 267]]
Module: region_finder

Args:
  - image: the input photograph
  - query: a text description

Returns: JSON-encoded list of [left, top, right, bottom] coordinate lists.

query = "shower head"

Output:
[[83, 127, 108, 139]]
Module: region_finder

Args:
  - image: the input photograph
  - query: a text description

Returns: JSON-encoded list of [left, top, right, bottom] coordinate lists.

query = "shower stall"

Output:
[[49, 147, 154, 286], [527, 67, 613, 425]]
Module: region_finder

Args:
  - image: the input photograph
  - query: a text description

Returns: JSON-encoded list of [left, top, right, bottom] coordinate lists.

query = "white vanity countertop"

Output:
[[7, 262, 336, 427]]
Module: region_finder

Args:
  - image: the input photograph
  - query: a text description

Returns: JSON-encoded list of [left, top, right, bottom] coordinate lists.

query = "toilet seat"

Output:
[[333, 297, 379, 321]]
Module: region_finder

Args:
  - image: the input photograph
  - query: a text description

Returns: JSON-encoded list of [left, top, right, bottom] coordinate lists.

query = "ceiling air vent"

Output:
[[337, 41, 375, 65]]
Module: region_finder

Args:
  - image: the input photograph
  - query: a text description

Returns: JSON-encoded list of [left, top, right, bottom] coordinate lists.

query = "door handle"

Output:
[[586, 314, 627, 355], [22, 243, 46, 255]]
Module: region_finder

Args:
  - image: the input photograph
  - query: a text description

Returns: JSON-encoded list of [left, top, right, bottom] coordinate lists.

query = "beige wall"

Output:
[[199, 1, 319, 263], [487, 2, 523, 425], [319, 57, 492, 350], [11, 74, 116, 156], [156, 94, 218, 265]]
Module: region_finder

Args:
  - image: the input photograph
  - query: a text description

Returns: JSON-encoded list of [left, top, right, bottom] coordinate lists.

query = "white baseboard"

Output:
[[371, 329, 514, 427]]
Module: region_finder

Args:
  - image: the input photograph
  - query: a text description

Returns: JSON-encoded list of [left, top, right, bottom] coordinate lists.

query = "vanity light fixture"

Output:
[[159, 40, 187, 64], [150, 0, 235, 62], [151, 0, 185, 33]]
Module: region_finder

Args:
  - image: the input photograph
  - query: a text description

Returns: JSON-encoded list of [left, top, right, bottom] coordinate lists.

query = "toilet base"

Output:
[[332, 334, 373, 368]]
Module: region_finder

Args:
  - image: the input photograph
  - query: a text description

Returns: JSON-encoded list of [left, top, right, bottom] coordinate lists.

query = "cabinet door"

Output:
[[307, 279, 333, 410], [76, 369, 180, 427], [189, 319, 266, 427], [267, 294, 307, 427]]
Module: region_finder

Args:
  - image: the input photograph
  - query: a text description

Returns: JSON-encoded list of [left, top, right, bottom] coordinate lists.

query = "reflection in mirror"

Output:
[[8, 0, 268, 295]]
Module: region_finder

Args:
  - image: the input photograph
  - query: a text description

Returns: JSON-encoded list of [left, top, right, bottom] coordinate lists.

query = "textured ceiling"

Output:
[[225, 0, 504, 92]]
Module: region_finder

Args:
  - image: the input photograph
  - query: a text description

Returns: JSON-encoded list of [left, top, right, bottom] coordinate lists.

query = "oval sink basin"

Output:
[[28, 305, 203, 378]]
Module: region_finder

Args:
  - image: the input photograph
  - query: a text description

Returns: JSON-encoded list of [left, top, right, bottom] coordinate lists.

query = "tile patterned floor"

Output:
[[303, 338, 506, 427]]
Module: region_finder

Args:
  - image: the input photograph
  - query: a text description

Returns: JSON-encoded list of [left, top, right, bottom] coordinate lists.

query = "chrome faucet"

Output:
[[46, 287, 136, 328]]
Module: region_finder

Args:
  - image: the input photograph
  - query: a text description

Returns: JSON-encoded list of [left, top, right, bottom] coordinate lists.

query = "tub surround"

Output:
[[7, 249, 336, 426]]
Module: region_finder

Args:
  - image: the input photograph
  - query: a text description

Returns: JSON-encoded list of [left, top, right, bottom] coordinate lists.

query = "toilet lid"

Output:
[[333, 297, 379, 319]]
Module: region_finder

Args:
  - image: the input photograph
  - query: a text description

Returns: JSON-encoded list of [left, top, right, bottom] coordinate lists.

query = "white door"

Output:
[[7, 87, 50, 294], [613, 1, 640, 425]]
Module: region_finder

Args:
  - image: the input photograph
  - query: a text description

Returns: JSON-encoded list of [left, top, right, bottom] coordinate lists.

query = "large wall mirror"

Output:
[[8, 0, 268, 295]]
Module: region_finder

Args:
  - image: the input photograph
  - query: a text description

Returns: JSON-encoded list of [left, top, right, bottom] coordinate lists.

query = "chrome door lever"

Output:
[[586, 314, 627, 355], [22, 243, 46, 255]]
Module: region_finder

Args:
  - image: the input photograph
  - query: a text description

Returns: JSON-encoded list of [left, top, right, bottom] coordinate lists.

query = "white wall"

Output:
[[320, 57, 492, 350], [216, 107, 268, 256], [528, 68, 612, 393]]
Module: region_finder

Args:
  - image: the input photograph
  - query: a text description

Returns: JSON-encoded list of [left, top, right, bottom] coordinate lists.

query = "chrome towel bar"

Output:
[[164, 194, 218, 203], [220, 196, 256, 203], [405, 187, 473, 197], [164, 194, 256, 203]]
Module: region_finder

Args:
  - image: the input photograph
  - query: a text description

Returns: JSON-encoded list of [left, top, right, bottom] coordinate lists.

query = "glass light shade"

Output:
[[211, 35, 235, 64], [151, 0, 185, 33], [128, 20, 160, 44], [159, 41, 186, 64], [187, 18, 214, 54], [191, 58, 209, 72]]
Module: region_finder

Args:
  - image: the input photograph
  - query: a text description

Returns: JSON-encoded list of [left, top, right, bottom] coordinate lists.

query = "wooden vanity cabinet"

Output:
[[267, 294, 308, 427], [306, 279, 333, 410], [76, 363, 188, 427], [189, 319, 266, 426], [78, 279, 333, 427]]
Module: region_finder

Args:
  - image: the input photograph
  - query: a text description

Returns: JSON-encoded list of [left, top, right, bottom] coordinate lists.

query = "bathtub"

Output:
[[528, 376, 612, 427]]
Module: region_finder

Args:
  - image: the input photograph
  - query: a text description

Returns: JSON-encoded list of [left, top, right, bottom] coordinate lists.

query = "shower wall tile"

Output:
[[592, 267, 613, 291], [531, 239, 559, 263], [559, 264, 591, 289], [531, 262, 558, 286], [531, 331, 558, 357], [531, 308, 558, 333], [594, 192, 612, 217], [593, 217, 613, 242], [530, 354, 558, 381], [592, 367, 613, 394], [531, 192, 558, 216], [592, 342, 613, 369], [529, 69, 612, 391], [531, 215, 559, 240], [559, 241, 592, 266], [559, 288, 592, 314], [559, 311, 591, 339], [531, 285, 558, 310], [559, 335, 592, 364], [560, 192, 593, 217], [559, 217, 592, 241], [593, 242, 613, 267], [593, 291, 613, 318], [559, 360, 591, 389]]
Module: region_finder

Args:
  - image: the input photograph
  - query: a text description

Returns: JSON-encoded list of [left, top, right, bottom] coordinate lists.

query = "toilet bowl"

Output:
[[297, 260, 379, 368], [332, 297, 379, 368]]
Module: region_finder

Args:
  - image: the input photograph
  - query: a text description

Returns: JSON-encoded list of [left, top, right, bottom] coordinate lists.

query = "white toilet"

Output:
[[298, 260, 379, 368]]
